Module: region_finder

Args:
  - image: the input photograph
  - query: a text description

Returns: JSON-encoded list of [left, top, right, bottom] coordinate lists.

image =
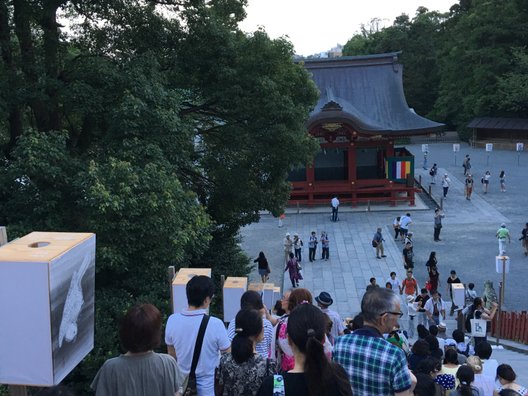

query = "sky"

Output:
[[239, 0, 456, 56]]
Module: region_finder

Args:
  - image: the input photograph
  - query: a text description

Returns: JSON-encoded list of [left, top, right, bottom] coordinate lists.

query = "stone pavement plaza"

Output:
[[240, 142, 528, 381]]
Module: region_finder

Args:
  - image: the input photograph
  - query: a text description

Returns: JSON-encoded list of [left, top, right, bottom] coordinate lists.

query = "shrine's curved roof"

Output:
[[301, 52, 444, 135]]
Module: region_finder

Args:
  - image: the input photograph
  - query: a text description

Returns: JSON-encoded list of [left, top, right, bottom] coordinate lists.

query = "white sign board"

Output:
[[486, 143, 493, 152], [422, 144, 429, 153], [496, 256, 510, 273], [517, 143, 524, 152], [453, 144, 460, 152]]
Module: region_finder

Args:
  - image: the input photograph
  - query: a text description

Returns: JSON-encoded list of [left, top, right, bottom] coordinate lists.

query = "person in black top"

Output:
[[446, 270, 461, 316], [520, 223, 528, 256], [254, 251, 270, 283], [257, 304, 352, 396]]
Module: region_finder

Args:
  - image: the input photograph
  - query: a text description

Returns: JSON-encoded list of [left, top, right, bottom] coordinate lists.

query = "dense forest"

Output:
[[343, 0, 528, 139], [0, 0, 318, 392]]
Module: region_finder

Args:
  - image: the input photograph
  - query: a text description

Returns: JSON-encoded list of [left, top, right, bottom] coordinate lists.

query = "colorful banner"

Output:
[[385, 156, 414, 182]]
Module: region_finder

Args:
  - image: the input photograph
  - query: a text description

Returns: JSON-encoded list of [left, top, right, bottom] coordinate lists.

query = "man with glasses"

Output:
[[333, 288, 416, 395]]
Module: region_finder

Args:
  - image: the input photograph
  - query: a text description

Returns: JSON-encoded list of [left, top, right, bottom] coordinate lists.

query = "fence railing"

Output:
[[490, 311, 528, 344]]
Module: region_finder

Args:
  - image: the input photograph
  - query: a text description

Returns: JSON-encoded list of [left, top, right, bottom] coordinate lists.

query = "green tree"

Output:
[[0, 0, 318, 391], [498, 48, 528, 114]]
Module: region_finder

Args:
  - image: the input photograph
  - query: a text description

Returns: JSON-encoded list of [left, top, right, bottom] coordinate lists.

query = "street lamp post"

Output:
[[495, 255, 509, 345]]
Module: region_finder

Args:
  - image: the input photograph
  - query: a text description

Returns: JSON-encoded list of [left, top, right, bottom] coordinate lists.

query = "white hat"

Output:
[[438, 322, 447, 330], [406, 295, 415, 303], [285, 232, 290, 237]]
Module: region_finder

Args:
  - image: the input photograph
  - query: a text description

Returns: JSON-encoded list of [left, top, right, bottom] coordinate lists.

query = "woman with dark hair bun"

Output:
[[91, 303, 184, 395], [216, 309, 273, 395], [451, 365, 483, 396], [258, 304, 352, 396], [495, 364, 527, 395]]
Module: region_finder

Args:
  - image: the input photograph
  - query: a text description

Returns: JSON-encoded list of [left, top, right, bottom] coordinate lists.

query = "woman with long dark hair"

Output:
[[258, 304, 352, 396], [216, 309, 273, 396], [255, 251, 270, 283]]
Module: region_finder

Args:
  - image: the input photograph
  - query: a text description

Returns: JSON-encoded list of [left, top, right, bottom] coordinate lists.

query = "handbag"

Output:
[[181, 314, 210, 396]]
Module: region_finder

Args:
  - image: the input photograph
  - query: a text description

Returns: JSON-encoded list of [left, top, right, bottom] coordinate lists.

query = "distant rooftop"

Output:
[[467, 117, 528, 131], [300, 52, 444, 136]]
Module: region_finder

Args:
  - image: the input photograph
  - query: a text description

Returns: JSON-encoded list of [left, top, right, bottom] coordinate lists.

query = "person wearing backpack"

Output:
[[165, 276, 231, 396]]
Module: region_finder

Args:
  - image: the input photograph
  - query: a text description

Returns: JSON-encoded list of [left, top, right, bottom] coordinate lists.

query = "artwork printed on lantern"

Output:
[[49, 236, 95, 384]]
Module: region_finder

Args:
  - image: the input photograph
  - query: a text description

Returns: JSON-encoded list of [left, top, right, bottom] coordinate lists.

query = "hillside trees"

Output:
[[0, 0, 318, 390]]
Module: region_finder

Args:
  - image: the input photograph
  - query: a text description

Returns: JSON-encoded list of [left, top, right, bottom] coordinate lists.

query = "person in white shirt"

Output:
[[386, 272, 402, 294], [165, 276, 231, 396], [474, 341, 499, 379], [442, 174, 451, 198], [331, 195, 340, 222], [315, 291, 345, 340], [399, 213, 412, 237], [424, 290, 446, 326]]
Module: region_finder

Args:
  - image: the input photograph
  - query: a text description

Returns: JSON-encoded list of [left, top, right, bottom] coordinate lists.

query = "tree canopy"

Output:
[[0, 0, 318, 391], [343, 0, 528, 135]]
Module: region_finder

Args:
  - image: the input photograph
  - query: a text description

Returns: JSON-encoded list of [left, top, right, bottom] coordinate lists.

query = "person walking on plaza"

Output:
[[447, 270, 462, 316], [293, 233, 303, 263], [321, 231, 330, 260], [430, 163, 438, 184], [434, 208, 445, 242], [465, 174, 474, 200], [442, 173, 451, 198], [333, 288, 416, 395], [520, 223, 528, 256], [482, 170, 491, 193], [400, 213, 412, 238], [496, 223, 511, 256], [283, 233, 293, 264], [315, 291, 345, 340], [331, 195, 340, 222], [284, 252, 302, 288], [402, 270, 419, 300], [403, 241, 414, 270], [254, 251, 270, 283], [372, 227, 387, 259], [308, 231, 317, 262], [463, 154, 471, 176], [499, 170, 506, 192], [393, 216, 402, 240], [415, 288, 430, 328]]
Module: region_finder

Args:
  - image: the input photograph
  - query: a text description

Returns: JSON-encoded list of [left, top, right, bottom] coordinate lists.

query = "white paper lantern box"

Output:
[[223, 277, 248, 323], [171, 268, 211, 314], [0, 232, 96, 386]]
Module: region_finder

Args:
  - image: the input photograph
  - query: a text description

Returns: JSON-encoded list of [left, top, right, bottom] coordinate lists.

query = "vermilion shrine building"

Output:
[[289, 52, 444, 206]]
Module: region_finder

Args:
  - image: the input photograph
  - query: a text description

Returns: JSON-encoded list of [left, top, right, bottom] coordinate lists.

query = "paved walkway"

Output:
[[240, 142, 528, 382]]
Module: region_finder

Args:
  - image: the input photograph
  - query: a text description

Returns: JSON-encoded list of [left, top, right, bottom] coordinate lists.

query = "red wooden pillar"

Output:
[[348, 142, 356, 206], [306, 163, 315, 206]]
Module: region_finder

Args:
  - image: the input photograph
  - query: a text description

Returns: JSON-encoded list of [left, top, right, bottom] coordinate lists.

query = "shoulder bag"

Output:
[[182, 314, 210, 396]]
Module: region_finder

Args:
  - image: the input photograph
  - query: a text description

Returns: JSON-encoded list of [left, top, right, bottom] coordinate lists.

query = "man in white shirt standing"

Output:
[[424, 290, 446, 326], [165, 276, 231, 396], [315, 291, 345, 341], [386, 272, 402, 294], [331, 195, 340, 222]]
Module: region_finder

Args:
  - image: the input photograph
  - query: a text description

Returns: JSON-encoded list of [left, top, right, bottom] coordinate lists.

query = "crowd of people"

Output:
[[85, 277, 525, 396]]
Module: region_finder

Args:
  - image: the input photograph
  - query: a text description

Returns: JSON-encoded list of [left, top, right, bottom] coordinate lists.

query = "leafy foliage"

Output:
[[0, 0, 318, 391], [342, 1, 528, 135]]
